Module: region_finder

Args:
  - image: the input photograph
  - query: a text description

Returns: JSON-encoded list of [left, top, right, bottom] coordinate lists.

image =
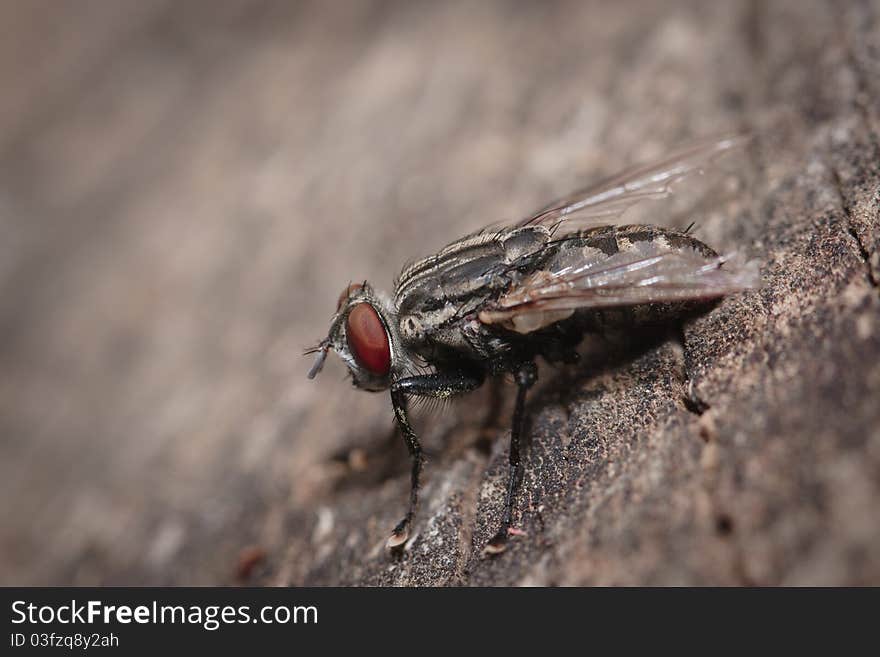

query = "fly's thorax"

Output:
[[395, 226, 550, 306], [399, 313, 426, 343], [398, 302, 464, 343], [393, 225, 552, 345], [323, 283, 408, 391]]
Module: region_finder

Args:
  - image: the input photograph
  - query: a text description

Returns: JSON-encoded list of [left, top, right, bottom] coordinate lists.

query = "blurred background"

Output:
[[1, 0, 877, 585]]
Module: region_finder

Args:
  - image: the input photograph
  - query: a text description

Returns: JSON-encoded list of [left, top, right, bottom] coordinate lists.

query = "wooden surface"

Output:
[[1, 0, 878, 586]]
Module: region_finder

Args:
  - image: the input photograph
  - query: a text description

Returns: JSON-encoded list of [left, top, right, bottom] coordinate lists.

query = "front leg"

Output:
[[485, 361, 537, 555], [387, 370, 484, 548]]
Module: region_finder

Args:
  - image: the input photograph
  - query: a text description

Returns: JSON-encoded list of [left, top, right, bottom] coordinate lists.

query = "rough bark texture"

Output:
[[1, 0, 878, 586]]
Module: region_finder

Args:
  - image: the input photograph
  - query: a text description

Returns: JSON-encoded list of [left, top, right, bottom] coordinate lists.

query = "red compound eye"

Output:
[[346, 303, 390, 376]]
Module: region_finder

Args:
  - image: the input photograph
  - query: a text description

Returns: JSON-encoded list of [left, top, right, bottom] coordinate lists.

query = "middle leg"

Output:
[[485, 361, 537, 554]]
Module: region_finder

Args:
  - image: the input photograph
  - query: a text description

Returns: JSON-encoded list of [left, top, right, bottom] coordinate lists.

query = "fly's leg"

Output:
[[675, 324, 710, 414], [485, 362, 537, 555], [387, 389, 421, 549], [387, 370, 484, 549]]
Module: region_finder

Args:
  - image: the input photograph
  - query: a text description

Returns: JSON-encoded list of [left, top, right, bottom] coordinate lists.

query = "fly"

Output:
[[306, 134, 760, 554]]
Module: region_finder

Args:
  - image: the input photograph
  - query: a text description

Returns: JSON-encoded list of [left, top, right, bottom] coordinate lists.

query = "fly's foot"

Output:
[[484, 531, 508, 555], [386, 518, 410, 549], [684, 379, 710, 415], [484, 526, 525, 555]]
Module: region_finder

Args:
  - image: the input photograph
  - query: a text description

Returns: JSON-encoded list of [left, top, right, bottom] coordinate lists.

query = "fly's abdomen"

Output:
[[478, 223, 741, 336], [547, 224, 721, 329], [548, 224, 717, 266]]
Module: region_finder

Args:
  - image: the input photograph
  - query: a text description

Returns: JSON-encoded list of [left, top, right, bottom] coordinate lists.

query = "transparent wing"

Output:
[[520, 133, 750, 229], [478, 241, 759, 330]]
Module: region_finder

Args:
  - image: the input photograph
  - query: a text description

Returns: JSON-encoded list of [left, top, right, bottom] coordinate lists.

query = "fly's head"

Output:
[[306, 282, 399, 392]]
